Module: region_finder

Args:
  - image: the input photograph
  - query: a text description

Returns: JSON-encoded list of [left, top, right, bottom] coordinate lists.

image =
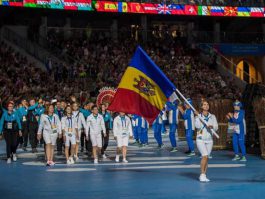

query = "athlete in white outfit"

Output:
[[72, 103, 86, 161], [86, 105, 106, 164], [113, 112, 133, 163], [61, 105, 79, 165], [195, 100, 218, 182], [37, 104, 62, 166]]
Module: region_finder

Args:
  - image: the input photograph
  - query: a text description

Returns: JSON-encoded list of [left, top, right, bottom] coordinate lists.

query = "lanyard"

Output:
[[67, 117, 72, 128], [47, 115, 56, 127], [120, 117, 126, 128]]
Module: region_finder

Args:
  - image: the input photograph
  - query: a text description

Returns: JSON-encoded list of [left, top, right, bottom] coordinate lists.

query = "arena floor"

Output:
[[0, 135, 264, 199]]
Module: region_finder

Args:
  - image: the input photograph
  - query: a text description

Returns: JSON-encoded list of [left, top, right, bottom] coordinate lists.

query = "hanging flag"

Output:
[[250, 7, 264, 17], [210, 6, 224, 16], [198, 6, 210, 16], [108, 46, 177, 124], [237, 7, 250, 17], [224, 7, 237, 16], [184, 5, 197, 15]]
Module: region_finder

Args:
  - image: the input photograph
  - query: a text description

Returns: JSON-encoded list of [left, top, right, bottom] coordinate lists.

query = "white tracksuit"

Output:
[[61, 115, 78, 147], [86, 114, 106, 147], [113, 115, 133, 147], [38, 114, 62, 145], [195, 113, 218, 156], [73, 110, 86, 142]]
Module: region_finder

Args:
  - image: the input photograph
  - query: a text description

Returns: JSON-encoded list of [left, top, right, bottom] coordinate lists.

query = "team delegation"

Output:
[[0, 97, 246, 179]]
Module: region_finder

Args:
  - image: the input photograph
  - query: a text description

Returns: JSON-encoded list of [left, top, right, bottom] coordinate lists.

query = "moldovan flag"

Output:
[[108, 46, 177, 124]]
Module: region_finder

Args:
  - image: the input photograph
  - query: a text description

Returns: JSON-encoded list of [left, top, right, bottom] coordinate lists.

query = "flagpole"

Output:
[[175, 88, 220, 139]]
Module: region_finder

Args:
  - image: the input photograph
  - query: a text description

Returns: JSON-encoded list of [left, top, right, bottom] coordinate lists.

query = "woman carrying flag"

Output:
[[195, 100, 218, 182]]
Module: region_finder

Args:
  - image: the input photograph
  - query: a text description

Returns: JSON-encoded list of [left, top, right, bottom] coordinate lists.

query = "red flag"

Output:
[[224, 7, 237, 16], [184, 5, 198, 15]]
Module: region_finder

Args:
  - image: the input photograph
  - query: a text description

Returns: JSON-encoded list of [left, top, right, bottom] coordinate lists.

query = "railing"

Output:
[[1, 27, 61, 66], [199, 43, 260, 85]]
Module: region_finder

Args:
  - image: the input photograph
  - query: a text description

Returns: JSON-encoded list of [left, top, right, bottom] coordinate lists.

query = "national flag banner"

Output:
[[210, 6, 224, 16], [50, 0, 64, 9], [64, 0, 77, 10], [24, 0, 37, 7], [198, 6, 210, 16], [77, 0, 92, 11], [237, 7, 250, 17], [108, 46, 176, 124], [9, 0, 23, 6], [36, 0, 50, 8], [184, 5, 198, 15], [224, 7, 237, 16], [118, 2, 127, 13], [157, 3, 171, 14], [250, 7, 264, 17], [1, 0, 9, 5], [142, 3, 158, 14], [95, 1, 118, 12], [127, 2, 144, 13]]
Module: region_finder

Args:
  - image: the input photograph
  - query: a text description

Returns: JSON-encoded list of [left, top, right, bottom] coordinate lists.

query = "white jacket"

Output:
[[73, 111, 86, 130], [113, 115, 133, 137], [195, 113, 218, 142], [38, 114, 62, 135], [61, 115, 78, 133], [86, 114, 106, 136]]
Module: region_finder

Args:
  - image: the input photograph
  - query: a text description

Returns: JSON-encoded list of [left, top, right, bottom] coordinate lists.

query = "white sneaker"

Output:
[[102, 154, 107, 159], [69, 157, 75, 164], [67, 160, 72, 165], [7, 158, 12, 164], [199, 174, 210, 182], [94, 159, 98, 164], [12, 154, 17, 162], [123, 159, 128, 163], [115, 155, 120, 163]]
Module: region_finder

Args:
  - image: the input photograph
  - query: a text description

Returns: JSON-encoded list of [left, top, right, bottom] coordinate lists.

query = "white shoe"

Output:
[[12, 154, 17, 162], [7, 158, 12, 164], [74, 155, 79, 162], [94, 159, 98, 164], [69, 157, 75, 164], [102, 154, 107, 159], [199, 174, 210, 182], [123, 159, 128, 163], [115, 155, 120, 163], [67, 160, 72, 165]]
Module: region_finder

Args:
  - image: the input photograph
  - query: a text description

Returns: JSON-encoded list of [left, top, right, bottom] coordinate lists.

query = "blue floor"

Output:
[[0, 135, 264, 199]]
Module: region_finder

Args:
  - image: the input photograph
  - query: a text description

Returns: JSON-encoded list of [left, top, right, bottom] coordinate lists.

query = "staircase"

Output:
[[241, 83, 265, 154]]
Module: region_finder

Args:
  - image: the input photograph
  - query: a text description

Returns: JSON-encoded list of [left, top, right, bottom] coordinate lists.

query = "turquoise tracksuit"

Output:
[[80, 108, 91, 119], [17, 103, 39, 122], [0, 111, 22, 134]]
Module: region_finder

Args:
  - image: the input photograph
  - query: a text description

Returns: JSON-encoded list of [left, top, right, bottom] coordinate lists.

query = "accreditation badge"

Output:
[[22, 116, 27, 122], [7, 122, 13, 129]]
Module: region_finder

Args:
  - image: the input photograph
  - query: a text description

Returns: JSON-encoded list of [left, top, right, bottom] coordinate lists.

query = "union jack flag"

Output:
[[157, 3, 171, 15]]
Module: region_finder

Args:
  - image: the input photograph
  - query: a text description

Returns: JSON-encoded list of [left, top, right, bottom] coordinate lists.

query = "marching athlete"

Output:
[[113, 112, 133, 163], [166, 100, 179, 152], [61, 105, 79, 164], [86, 105, 106, 164], [195, 100, 218, 182], [0, 102, 22, 163], [72, 102, 86, 160], [178, 98, 196, 156], [37, 104, 62, 166]]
